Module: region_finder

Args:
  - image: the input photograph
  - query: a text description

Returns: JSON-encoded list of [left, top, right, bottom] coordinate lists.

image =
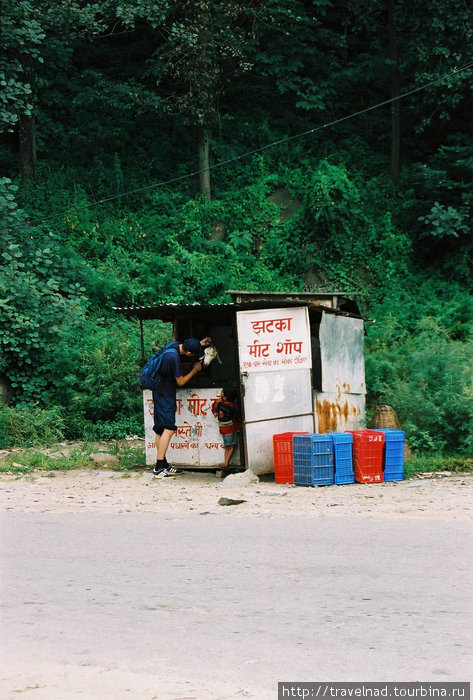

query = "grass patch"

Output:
[[0, 450, 91, 474], [1, 439, 472, 479], [405, 453, 473, 478], [0, 445, 146, 474], [115, 447, 147, 471]]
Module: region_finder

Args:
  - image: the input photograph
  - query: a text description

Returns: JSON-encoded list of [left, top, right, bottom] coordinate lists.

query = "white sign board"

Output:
[[144, 387, 238, 467], [237, 306, 311, 373]]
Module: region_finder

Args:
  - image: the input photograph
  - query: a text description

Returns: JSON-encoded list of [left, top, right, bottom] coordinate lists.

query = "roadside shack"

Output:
[[114, 290, 368, 475]]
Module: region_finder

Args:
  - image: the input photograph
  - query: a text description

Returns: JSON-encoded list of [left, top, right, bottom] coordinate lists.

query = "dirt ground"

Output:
[[0, 468, 472, 520]]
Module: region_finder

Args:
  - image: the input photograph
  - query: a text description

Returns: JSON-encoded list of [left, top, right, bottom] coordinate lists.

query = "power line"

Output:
[[2, 60, 472, 233]]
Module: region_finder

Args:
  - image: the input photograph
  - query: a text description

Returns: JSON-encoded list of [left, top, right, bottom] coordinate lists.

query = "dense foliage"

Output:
[[1, 0, 472, 455]]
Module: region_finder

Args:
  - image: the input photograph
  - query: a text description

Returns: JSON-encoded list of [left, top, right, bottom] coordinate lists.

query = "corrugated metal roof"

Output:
[[113, 291, 367, 321], [227, 289, 359, 300], [113, 303, 234, 321]]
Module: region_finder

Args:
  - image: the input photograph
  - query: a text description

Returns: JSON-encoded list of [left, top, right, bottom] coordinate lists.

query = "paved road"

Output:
[[1, 511, 471, 699]]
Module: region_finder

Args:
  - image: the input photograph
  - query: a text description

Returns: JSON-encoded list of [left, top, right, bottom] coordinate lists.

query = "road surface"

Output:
[[1, 500, 471, 699]]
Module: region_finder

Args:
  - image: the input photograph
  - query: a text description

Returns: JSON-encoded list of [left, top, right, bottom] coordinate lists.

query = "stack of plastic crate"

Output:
[[329, 432, 354, 484], [272, 432, 308, 484], [374, 428, 405, 481], [293, 434, 334, 486], [347, 429, 385, 483]]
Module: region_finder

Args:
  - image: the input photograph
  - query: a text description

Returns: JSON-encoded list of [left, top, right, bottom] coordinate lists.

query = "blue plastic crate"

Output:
[[384, 471, 404, 482], [294, 464, 334, 486], [329, 432, 355, 485], [293, 434, 334, 486], [293, 434, 333, 467], [374, 428, 405, 481]]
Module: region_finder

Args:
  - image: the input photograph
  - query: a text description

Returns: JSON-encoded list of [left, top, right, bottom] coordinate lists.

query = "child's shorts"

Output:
[[223, 432, 238, 447]]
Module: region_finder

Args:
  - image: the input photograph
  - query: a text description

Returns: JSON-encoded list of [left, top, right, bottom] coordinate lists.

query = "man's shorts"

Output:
[[152, 392, 177, 434], [223, 432, 238, 447]]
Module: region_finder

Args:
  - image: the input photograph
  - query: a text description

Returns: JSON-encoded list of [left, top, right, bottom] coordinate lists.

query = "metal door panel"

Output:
[[242, 369, 312, 422], [319, 314, 365, 394], [236, 307, 314, 473], [244, 414, 315, 475]]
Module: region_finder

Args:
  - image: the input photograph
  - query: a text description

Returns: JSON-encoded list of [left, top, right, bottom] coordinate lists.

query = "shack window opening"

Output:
[[175, 316, 238, 390]]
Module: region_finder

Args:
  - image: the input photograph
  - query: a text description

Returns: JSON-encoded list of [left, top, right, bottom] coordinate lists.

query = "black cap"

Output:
[[183, 338, 201, 354]]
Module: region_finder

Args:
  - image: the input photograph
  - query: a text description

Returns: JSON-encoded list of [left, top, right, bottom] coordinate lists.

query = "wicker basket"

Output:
[[368, 405, 412, 458]]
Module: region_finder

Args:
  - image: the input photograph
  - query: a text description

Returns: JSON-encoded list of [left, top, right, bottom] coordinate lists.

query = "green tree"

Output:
[[347, 0, 473, 183], [144, 0, 263, 200], [115, 1, 311, 200], [0, 0, 106, 180], [0, 177, 88, 401]]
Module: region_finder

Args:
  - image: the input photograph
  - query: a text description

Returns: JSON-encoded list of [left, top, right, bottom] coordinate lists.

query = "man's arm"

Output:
[[176, 361, 202, 387]]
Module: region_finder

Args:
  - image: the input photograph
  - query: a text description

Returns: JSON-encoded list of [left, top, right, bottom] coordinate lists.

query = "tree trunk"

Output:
[[19, 112, 37, 182], [388, 0, 400, 187], [198, 125, 211, 201]]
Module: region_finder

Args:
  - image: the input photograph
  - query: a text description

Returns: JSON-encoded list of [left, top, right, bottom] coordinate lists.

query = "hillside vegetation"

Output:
[[1, 0, 472, 459]]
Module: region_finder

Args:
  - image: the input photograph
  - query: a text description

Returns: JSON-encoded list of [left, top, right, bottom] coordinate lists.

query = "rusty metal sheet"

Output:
[[319, 313, 365, 394], [314, 391, 366, 434]]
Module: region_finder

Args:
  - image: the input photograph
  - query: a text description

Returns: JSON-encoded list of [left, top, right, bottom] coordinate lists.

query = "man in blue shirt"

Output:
[[153, 336, 212, 478]]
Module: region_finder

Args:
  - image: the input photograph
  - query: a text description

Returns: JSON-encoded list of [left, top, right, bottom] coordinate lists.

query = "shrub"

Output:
[[365, 278, 473, 455], [0, 178, 89, 404], [0, 406, 65, 448], [80, 416, 144, 441]]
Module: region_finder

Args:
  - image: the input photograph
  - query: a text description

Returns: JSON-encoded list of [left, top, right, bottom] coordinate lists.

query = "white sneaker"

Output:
[[153, 467, 175, 479], [166, 465, 184, 476]]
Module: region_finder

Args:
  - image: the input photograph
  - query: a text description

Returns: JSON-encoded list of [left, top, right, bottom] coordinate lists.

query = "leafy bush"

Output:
[[289, 160, 412, 296], [365, 277, 473, 455], [42, 318, 146, 436], [0, 406, 65, 448], [80, 415, 144, 441], [0, 178, 89, 402]]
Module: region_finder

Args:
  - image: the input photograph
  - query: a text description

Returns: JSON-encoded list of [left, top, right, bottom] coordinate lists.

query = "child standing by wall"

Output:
[[211, 386, 240, 468]]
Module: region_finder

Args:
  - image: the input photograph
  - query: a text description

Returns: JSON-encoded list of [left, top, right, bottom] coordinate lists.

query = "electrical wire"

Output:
[[2, 60, 472, 233]]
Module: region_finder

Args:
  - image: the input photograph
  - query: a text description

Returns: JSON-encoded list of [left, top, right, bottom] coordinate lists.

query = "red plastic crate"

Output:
[[347, 430, 385, 483], [273, 432, 308, 484]]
